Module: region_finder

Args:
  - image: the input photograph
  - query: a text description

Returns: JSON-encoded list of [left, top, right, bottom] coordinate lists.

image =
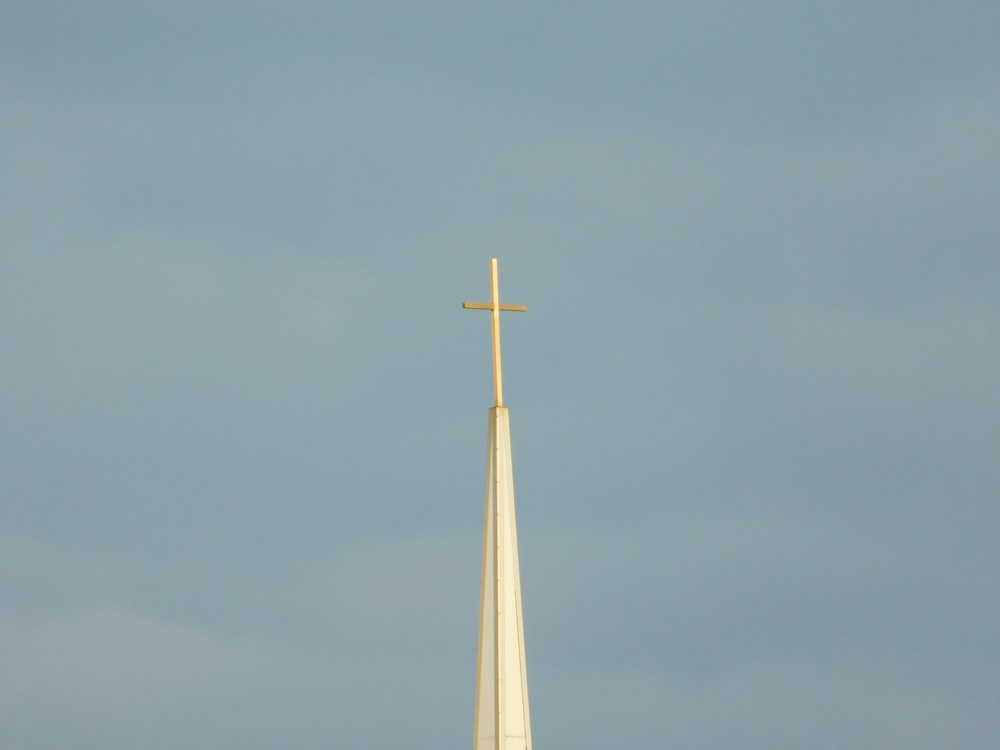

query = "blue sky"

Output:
[[2, 2, 999, 748]]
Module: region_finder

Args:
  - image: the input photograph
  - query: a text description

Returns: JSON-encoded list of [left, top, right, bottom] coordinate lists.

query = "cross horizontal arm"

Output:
[[462, 302, 528, 312]]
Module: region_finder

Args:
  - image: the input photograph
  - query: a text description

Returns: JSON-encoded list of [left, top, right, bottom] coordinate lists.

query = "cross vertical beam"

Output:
[[462, 258, 527, 408], [489, 260, 503, 408]]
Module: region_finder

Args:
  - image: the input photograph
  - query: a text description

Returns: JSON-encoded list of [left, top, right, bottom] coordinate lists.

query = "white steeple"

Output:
[[463, 259, 533, 750]]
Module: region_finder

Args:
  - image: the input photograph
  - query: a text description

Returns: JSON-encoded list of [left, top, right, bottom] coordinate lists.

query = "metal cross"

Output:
[[462, 258, 527, 408]]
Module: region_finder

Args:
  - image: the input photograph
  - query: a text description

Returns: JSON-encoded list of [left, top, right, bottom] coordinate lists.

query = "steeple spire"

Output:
[[463, 259, 533, 750]]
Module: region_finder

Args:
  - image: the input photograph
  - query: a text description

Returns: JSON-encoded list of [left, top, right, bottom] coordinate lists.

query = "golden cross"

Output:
[[462, 258, 527, 408]]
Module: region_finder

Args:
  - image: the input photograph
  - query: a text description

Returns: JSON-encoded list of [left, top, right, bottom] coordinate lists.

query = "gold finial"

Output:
[[462, 258, 527, 407]]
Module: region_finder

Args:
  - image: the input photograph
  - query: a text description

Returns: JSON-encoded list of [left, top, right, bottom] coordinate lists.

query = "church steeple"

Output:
[[463, 259, 533, 750]]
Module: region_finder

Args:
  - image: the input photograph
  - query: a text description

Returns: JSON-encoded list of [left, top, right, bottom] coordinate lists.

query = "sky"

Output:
[[2, 2, 999, 748]]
